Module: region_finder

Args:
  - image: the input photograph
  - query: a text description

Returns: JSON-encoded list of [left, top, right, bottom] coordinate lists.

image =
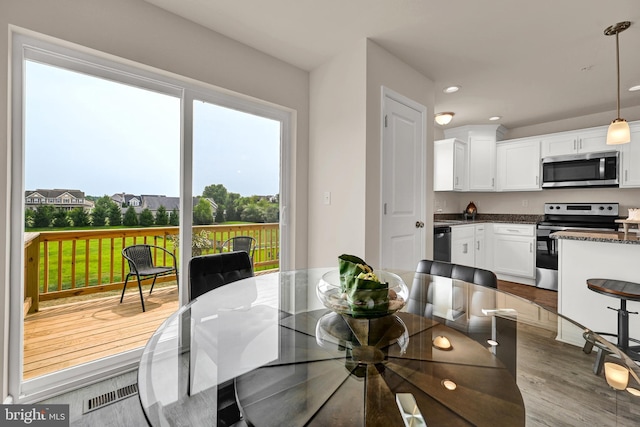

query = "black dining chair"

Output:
[[415, 259, 498, 288], [188, 251, 254, 426], [121, 244, 178, 312], [409, 259, 498, 345], [189, 251, 254, 301], [219, 236, 256, 265]]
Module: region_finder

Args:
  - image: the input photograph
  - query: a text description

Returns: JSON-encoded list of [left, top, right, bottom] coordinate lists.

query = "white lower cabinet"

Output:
[[449, 223, 535, 285], [492, 224, 535, 280], [451, 225, 475, 267], [451, 224, 486, 268], [474, 224, 486, 269]]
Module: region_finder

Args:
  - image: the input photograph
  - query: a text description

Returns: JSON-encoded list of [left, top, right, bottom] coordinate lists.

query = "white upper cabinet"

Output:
[[496, 138, 541, 191], [619, 123, 640, 188], [434, 138, 466, 191], [540, 126, 609, 157], [467, 135, 496, 191], [444, 125, 506, 192]]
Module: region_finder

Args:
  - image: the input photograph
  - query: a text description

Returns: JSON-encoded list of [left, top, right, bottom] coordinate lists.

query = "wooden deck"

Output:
[[24, 285, 179, 379]]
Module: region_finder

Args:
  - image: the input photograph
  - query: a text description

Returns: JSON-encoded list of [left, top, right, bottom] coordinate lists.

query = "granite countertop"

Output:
[[551, 230, 640, 245], [433, 214, 541, 227]]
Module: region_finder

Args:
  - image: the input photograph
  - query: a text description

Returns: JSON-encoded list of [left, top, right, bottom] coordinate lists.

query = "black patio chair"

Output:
[[219, 236, 256, 264], [121, 244, 179, 312]]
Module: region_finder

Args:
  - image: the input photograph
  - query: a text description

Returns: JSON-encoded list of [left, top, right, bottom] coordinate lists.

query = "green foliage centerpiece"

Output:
[[338, 254, 390, 318]]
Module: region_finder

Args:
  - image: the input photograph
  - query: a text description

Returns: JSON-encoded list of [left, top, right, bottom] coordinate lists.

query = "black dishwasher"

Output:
[[434, 225, 451, 262]]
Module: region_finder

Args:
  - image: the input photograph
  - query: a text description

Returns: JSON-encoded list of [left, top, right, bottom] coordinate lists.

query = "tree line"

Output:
[[25, 196, 179, 228], [201, 184, 279, 224], [25, 185, 279, 228]]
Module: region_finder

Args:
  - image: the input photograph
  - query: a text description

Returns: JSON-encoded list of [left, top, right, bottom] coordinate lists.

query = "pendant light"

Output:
[[605, 21, 631, 145]]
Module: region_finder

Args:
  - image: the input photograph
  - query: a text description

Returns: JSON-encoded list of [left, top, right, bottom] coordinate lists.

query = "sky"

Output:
[[25, 61, 280, 198]]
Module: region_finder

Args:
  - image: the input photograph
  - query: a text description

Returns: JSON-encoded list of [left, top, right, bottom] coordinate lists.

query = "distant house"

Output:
[[111, 193, 141, 207], [25, 189, 94, 211], [111, 193, 217, 218]]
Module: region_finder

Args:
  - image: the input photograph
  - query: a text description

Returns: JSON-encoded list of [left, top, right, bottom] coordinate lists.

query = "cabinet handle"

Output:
[[573, 139, 577, 150], [625, 170, 628, 183], [477, 241, 480, 250], [463, 243, 468, 254], [536, 176, 539, 185], [491, 178, 495, 187], [455, 176, 458, 185], [530, 242, 533, 253], [507, 229, 520, 233], [579, 139, 583, 149]]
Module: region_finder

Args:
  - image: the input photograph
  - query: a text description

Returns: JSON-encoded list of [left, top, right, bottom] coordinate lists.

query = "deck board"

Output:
[[24, 286, 179, 379]]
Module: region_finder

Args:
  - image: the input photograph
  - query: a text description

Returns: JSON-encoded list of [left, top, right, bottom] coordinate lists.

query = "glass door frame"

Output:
[[9, 29, 292, 402]]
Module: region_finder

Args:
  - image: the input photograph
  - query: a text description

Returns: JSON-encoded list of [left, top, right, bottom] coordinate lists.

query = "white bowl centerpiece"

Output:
[[317, 269, 408, 318]]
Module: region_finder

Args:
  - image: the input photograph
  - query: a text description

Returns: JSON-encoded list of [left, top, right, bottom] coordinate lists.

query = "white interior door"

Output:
[[381, 88, 426, 271]]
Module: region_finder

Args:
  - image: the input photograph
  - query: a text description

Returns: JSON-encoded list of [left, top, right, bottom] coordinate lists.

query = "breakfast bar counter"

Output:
[[555, 233, 640, 352], [552, 230, 640, 245]]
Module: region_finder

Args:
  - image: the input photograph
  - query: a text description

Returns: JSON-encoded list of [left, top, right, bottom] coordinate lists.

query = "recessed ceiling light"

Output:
[[629, 85, 640, 92], [443, 86, 460, 94], [489, 116, 501, 121]]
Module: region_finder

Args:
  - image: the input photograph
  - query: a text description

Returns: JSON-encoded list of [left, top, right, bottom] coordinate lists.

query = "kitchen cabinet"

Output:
[[540, 126, 609, 157], [492, 224, 535, 280], [619, 123, 640, 188], [467, 135, 496, 191], [496, 138, 541, 191], [434, 138, 466, 191], [451, 224, 485, 268], [444, 125, 506, 192], [451, 224, 475, 267], [474, 224, 486, 269]]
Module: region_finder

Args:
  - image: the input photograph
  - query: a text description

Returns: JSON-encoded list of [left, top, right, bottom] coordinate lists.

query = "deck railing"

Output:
[[23, 223, 279, 313]]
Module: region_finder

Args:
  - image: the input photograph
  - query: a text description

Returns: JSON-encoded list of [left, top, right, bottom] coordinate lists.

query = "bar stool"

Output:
[[582, 278, 640, 374]]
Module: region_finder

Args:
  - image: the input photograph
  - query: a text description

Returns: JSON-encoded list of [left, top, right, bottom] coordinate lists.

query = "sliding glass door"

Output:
[[10, 31, 290, 401]]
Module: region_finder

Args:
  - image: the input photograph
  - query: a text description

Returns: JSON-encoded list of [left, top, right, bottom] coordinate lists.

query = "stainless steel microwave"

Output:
[[541, 151, 619, 188]]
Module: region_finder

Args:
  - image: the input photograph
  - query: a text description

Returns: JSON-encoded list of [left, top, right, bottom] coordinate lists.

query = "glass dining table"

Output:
[[137, 269, 640, 426]]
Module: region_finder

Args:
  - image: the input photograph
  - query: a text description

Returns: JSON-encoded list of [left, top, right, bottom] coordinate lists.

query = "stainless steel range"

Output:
[[536, 202, 619, 291]]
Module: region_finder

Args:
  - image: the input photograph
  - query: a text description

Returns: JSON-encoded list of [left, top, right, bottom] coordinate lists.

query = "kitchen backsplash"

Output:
[[434, 187, 640, 217]]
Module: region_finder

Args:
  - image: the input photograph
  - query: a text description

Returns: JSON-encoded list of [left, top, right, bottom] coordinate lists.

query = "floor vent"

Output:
[[83, 383, 138, 414]]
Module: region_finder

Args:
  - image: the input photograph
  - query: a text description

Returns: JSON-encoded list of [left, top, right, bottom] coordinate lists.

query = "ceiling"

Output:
[[145, 0, 640, 130]]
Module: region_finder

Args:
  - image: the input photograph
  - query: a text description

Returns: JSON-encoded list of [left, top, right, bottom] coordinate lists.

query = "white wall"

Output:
[[307, 39, 435, 268], [0, 0, 309, 401], [434, 107, 640, 216], [364, 40, 434, 265], [308, 40, 368, 266]]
